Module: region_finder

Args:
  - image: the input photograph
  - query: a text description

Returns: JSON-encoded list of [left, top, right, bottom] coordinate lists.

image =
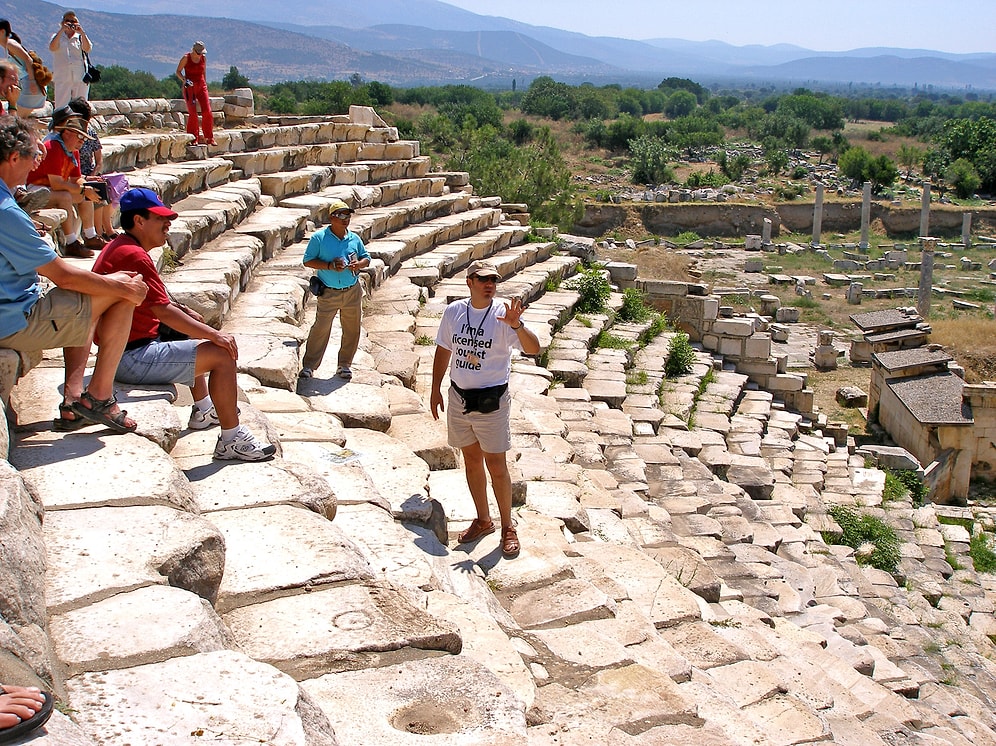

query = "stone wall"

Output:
[[87, 88, 257, 132], [637, 277, 815, 415], [575, 202, 996, 240]]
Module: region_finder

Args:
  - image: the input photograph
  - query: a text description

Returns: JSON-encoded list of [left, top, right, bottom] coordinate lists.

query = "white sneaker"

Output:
[[188, 405, 220, 430], [300, 367, 313, 379], [213, 426, 277, 462]]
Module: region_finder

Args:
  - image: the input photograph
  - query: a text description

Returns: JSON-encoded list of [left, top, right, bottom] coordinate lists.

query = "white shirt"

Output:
[[435, 298, 522, 389]]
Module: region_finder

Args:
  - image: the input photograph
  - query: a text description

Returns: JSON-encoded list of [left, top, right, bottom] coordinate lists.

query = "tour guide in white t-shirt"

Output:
[[430, 259, 540, 558]]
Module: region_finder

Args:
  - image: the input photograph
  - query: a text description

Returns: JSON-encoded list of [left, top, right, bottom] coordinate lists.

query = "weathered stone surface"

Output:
[[223, 582, 461, 680], [0, 462, 46, 628], [531, 664, 697, 736], [524, 480, 589, 534], [44, 506, 225, 614], [508, 579, 616, 629], [50, 585, 231, 676], [210, 504, 373, 612], [572, 543, 702, 629], [12, 430, 197, 512], [303, 380, 392, 431], [302, 655, 526, 743], [67, 650, 337, 745], [180, 455, 337, 518]]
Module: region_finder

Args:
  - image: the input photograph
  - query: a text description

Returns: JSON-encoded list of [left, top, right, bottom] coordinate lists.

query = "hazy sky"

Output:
[[443, 0, 995, 54]]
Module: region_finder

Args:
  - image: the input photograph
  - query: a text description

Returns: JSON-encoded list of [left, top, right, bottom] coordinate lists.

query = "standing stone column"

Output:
[[811, 183, 824, 248], [919, 183, 931, 239], [962, 213, 972, 248], [917, 237, 936, 318], [762, 218, 772, 247], [859, 181, 872, 249]]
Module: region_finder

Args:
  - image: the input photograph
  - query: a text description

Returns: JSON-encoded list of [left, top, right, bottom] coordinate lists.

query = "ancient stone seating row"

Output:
[[100, 120, 403, 173]]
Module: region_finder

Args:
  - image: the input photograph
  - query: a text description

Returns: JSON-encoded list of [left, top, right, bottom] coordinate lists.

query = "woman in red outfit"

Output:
[[175, 41, 215, 146]]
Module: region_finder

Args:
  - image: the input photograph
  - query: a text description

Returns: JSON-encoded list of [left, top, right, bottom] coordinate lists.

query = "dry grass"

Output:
[[931, 317, 996, 382], [604, 245, 695, 282]]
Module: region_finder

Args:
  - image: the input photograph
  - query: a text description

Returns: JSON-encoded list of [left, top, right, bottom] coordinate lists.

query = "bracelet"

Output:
[[511, 322, 523, 330]]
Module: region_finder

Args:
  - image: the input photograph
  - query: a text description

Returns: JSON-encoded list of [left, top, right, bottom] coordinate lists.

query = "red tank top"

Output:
[[183, 53, 206, 86]]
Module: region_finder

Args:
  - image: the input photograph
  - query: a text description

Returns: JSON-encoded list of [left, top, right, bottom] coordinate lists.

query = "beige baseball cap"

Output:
[[466, 259, 501, 280]]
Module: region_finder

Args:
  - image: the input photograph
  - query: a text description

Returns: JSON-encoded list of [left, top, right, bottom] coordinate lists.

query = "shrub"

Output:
[[595, 331, 630, 350], [567, 266, 611, 314], [945, 158, 982, 199], [675, 231, 701, 245], [970, 532, 996, 574], [629, 135, 675, 184], [617, 288, 652, 322], [823, 505, 900, 573], [893, 469, 927, 507], [665, 332, 695, 378]]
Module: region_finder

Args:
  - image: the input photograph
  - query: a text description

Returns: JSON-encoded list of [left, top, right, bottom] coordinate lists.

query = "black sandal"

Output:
[[0, 689, 53, 744], [53, 402, 88, 432], [70, 391, 137, 434]]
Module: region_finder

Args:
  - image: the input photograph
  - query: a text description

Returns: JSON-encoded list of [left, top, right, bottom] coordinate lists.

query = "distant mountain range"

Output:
[[3, 0, 994, 90]]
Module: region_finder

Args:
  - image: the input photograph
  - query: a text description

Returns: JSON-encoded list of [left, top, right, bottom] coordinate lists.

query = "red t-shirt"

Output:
[[92, 234, 170, 343], [28, 137, 80, 186]]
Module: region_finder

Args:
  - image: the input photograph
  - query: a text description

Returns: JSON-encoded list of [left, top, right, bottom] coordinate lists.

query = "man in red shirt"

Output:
[[27, 112, 103, 257], [86, 187, 275, 461]]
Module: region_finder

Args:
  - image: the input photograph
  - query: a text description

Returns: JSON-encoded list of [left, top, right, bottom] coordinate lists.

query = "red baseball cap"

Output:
[[119, 187, 178, 218]]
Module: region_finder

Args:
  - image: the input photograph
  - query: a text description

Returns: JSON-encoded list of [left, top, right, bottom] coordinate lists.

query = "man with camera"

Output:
[[48, 11, 92, 109], [430, 260, 539, 558], [299, 199, 370, 381]]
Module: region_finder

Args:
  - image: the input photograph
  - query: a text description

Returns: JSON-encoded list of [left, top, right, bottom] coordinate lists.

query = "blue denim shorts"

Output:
[[116, 339, 200, 387]]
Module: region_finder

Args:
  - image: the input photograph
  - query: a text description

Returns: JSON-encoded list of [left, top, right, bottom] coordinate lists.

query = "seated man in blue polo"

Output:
[[88, 187, 276, 461], [299, 199, 370, 380]]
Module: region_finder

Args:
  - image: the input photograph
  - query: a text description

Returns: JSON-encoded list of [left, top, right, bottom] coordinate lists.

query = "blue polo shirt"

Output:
[[302, 226, 369, 290], [0, 179, 56, 338]]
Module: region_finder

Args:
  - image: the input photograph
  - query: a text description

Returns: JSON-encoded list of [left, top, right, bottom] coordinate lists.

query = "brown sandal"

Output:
[[458, 518, 495, 544], [501, 525, 520, 558]]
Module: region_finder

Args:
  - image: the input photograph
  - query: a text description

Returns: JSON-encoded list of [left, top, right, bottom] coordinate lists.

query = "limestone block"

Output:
[[13, 429, 196, 512], [302, 655, 525, 743], [50, 585, 231, 676], [68, 650, 336, 744], [525, 480, 589, 533], [509, 578, 616, 629], [0, 462, 46, 628], [712, 318, 755, 337], [44, 506, 225, 614], [210, 505, 373, 613], [223, 582, 461, 680]]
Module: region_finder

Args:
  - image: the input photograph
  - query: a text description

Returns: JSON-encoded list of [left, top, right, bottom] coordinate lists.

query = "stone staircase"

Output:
[[1, 108, 995, 745]]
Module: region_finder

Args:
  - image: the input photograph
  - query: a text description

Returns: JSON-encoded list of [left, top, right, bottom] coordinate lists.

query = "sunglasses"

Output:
[[331, 211, 352, 219]]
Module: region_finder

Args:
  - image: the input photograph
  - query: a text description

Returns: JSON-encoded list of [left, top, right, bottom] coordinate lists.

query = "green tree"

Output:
[[665, 90, 697, 118], [839, 146, 897, 192], [810, 135, 834, 165], [221, 65, 249, 90], [520, 76, 578, 120], [945, 158, 982, 198], [896, 143, 923, 180], [629, 135, 675, 184]]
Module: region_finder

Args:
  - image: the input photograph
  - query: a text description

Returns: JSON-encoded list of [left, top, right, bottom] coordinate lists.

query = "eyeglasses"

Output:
[[472, 275, 498, 284], [331, 211, 352, 219]]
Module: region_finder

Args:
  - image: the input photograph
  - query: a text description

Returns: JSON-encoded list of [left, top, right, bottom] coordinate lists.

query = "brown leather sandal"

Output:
[[501, 525, 520, 558], [458, 518, 495, 544]]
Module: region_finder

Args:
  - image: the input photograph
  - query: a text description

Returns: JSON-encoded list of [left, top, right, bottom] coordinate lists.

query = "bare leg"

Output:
[[484, 451, 513, 530], [461, 440, 492, 524], [194, 342, 239, 429]]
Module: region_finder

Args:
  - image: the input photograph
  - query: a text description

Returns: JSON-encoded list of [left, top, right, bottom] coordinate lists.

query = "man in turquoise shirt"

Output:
[[300, 199, 370, 380]]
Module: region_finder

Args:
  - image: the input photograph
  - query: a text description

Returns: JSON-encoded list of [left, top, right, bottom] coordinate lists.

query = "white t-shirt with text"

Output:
[[435, 298, 522, 389]]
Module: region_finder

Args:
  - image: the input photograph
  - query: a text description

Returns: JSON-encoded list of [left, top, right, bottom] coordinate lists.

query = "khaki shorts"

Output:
[[446, 385, 512, 453], [0, 288, 92, 352]]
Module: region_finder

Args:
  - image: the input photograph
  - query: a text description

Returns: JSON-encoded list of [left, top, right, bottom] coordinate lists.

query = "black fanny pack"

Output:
[[452, 381, 508, 414], [308, 276, 326, 297]]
